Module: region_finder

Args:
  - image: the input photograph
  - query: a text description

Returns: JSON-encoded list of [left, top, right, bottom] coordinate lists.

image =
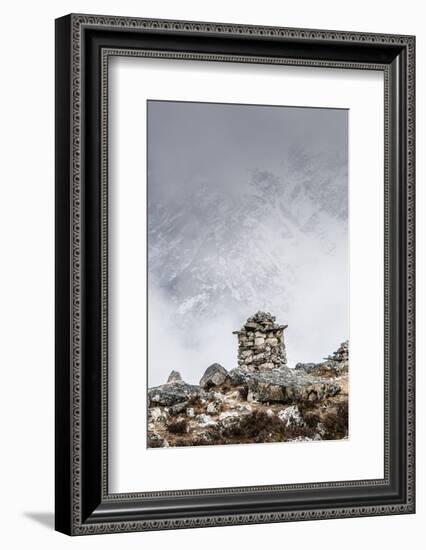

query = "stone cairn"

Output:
[[233, 311, 288, 371], [324, 340, 349, 364]]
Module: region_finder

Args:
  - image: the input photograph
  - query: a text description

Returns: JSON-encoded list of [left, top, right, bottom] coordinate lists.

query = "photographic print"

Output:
[[147, 100, 349, 449], [56, 16, 415, 533]]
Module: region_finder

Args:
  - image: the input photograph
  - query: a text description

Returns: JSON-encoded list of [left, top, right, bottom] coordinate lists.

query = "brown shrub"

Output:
[[220, 410, 317, 443], [187, 395, 202, 406], [303, 411, 321, 429], [214, 382, 234, 394], [147, 439, 164, 448], [298, 401, 317, 414], [337, 400, 349, 423], [238, 385, 249, 400], [167, 418, 188, 434], [322, 400, 349, 440]]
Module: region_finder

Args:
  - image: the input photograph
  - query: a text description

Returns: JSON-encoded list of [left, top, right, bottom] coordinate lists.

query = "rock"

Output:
[[295, 342, 349, 377], [254, 337, 265, 346], [324, 341, 349, 363], [149, 407, 168, 423], [229, 366, 341, 404], [227, 367, 252, 386], [212, 391, 224, 400], [207, 400, 221, 414], [199, 363, 228, 389], [167, 370, 183, 383], [186, 407, 195, 417], [247, 311, 276, 325], [147, 432, 168, 448], [225, 390, 241, 401], [277, 405, 304, 427], [296, 360, 347, 378], [266, 337, 278, 346], [295, 362, 316, 372], [169, 401, 189, 415], [317, 423, 326, 437], [258, 362, 274, 370], [195, 414, 217, 427], [247, 381, 284, 402], [148, 382, 204, 407], [219, 411, 244, 430], [236, 403, 252, 413]]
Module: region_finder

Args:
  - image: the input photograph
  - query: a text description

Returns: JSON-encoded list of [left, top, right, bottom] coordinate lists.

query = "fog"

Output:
[[148, 101, 348, 386]]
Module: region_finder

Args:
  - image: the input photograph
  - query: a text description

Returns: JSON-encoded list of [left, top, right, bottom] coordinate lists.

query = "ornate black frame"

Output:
[[55, 14, 415, 535]]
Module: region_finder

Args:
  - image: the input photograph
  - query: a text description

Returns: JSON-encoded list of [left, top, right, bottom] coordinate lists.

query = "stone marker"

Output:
[[233, 311, 288, 371]]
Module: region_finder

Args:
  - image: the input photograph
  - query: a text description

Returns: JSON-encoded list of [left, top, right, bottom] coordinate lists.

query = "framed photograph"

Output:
[[55, 14, 415, 535]]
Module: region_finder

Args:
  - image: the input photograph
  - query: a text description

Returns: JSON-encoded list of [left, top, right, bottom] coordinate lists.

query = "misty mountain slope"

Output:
[[148, 159, 347, 332]]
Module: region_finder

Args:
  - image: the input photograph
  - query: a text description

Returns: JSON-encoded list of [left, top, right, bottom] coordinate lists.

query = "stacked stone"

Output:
[[233, 311, 288, 371], [325, 340, 349, 364]]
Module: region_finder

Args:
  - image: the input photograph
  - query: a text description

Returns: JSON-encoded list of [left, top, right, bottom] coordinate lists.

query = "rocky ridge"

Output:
[[148, 318, 349, 448], [295, 340, 349, 377]]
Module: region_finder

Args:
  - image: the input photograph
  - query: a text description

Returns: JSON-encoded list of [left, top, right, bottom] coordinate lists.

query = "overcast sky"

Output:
[[148, 100, 347, 204]]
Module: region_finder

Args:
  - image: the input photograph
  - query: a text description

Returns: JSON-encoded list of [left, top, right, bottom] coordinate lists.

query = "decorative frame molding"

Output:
[[55, 14, 415, 535]]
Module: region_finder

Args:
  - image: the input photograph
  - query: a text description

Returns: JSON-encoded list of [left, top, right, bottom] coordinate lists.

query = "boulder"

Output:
[[229, 366, 340, 404], [266, 337, 278, 346], [277, 405, 304, 427], [195, 414, 217, 427], [149, 407, 169, 424], [219, 410, 245, 430], [199, 363, 228, 389], [169, 401, 189, 415], [148, 382, 204, 407], [295, 362, 317, 372], [207, 400, 221, 414]]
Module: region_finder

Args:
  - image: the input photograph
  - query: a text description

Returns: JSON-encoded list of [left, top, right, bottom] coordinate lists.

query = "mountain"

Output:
[[148, 152, 348, 334]]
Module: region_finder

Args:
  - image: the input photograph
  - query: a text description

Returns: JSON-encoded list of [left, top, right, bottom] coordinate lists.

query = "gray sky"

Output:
[[148, 100, 347, 205], [147, 100, 348, 386]]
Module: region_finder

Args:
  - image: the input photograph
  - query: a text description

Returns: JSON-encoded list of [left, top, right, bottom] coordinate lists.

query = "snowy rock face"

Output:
[[148, 164, 348, 328], [233, 311, 288, 371]]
